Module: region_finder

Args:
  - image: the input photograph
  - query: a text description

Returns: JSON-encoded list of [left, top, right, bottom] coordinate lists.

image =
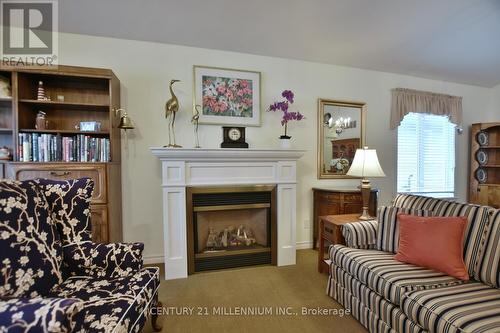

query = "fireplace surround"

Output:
[[150, 148, 305, 280]]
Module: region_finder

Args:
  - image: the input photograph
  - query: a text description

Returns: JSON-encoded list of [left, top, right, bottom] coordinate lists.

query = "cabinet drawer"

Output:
[[6, 163, 107, 204], [317, 192, 341, 202], [343, 194, 362, 203], [91, 205, 108, 243]]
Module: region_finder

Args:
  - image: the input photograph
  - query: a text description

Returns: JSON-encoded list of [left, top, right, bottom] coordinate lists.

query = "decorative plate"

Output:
[[475, 168, 487, 184], [475, 150, 488, 165], [476, 131, 489, 146]]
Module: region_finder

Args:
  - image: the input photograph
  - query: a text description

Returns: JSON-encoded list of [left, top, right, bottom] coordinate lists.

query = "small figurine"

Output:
[[0, 75, 11, 98], [0, 146, 12, 160], [192, 105, 201, 148], [37, 81, 50, 101], [164, 79, 181, 147], [35, 111, 48, 130]]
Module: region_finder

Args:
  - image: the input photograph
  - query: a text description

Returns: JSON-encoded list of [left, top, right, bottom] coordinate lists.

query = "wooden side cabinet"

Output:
[[318, 214, 369, 273], [312, 187, 378, 249]]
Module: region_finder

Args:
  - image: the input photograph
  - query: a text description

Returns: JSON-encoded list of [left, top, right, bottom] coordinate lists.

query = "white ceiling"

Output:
[[59, 0, 500, 87]]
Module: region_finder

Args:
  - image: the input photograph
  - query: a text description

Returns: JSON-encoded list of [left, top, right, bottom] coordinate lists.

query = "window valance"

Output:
[[390, 88, 462, 129]]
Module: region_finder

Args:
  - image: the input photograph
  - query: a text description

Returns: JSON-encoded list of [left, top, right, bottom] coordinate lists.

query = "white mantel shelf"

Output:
[[151, 147, 305, 280], [150, 148, 306, 162]]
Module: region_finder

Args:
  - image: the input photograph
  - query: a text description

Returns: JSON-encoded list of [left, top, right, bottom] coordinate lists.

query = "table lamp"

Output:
[[346, 147, 386, 220]]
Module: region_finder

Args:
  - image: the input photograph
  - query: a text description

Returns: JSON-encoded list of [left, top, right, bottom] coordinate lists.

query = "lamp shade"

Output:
[[346, 147, 386, 178]]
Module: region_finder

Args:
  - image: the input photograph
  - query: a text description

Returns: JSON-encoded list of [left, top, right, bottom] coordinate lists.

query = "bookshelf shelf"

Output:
[[0, 65, 122, 243], [19, 99, 109, 110], [19, 129, 110, 135]]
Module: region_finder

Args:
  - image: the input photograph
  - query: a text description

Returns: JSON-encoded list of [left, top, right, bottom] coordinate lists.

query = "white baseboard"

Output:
[[143, 241, 314, 265], [143, 255, 165, 265], [295, 240, 313, 250]]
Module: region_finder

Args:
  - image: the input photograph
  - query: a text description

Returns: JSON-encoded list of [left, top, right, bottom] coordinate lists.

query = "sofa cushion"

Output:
[[474, 208, 500, 288], [48, 267, 159, 333], [35, 178, 94, 245], [391, 193, 442, 211], [0, 179, 63, 298], [329, 264, 426, 333], [0, 297, 83, 332], [63, 241, 144, 279], [376, 206, 432, 253], [433, 201, 491, 277], [401, 281, 500, 333], [329, 245, 464, 305]]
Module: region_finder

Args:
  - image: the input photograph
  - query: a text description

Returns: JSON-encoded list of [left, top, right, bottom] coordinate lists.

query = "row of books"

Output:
[[18, 133, 111, 162]]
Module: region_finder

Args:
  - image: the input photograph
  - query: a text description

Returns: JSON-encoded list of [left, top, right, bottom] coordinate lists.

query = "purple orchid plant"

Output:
[[267, 90, 305, 139]]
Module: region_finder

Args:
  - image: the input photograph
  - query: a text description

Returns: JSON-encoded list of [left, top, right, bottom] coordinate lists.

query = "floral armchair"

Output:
[[0, 178, 161, 333]]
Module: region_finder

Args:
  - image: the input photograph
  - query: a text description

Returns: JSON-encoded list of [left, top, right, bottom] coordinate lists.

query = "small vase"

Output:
[[279, 135, 291, 149]]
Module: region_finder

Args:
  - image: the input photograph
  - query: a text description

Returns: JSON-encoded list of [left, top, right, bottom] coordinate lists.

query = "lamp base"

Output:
[[358, 178, 375, 221], [358, 207, 374, 221]]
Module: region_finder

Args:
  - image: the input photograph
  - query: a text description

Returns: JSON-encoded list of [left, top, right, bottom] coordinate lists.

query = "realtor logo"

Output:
[[1, 0, 58, 66]]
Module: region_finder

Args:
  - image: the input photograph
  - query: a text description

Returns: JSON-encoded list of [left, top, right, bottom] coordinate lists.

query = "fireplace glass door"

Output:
[[188, 186, 276, 272]]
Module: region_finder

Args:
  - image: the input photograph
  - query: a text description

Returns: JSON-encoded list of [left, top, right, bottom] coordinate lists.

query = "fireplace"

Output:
[[187, 185, 277, 273], [151, 148, 304, 280]]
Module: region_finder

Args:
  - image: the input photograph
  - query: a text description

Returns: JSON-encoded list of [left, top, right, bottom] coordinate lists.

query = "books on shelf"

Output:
[[18, 132, 110, 162]]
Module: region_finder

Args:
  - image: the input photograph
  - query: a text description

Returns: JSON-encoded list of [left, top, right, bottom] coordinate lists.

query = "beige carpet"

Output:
[[143, 250, 366, 333]]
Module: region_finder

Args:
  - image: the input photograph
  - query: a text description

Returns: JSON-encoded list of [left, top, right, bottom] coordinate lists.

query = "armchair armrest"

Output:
[[0, 297, 82, 332], [341, 220, 378, 249], [63, 241, 144, 279]]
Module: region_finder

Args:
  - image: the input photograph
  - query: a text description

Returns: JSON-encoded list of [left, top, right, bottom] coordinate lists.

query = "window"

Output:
[[397, 112, 456, 198]]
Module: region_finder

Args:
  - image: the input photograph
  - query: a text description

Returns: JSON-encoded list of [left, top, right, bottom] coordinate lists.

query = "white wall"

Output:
[[58, 33, 495, 261], [492, 85, 500, 118]]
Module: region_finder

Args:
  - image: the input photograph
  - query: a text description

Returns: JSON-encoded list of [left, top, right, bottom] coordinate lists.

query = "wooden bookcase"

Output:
[[469, 122, 500, 208], [0, 65, 122, 243]]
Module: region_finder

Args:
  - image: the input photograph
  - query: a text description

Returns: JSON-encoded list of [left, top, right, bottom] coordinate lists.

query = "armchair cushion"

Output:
[[63, 241, 144, 279], [376, 206, 433, 253], [0, 180, 63, 298], [35, 178, 94, 245], [341, 220, 378, 249], [49, 267, 160, 333], [0, 297, 82, 333]]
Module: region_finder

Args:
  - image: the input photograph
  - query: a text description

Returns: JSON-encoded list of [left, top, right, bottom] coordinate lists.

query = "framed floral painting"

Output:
[[193, 66, 261, 126]]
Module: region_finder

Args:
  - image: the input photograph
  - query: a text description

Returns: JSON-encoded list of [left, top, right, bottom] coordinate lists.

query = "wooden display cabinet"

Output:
[[0, 65, 122, 243], [469, 123, 500, 208]]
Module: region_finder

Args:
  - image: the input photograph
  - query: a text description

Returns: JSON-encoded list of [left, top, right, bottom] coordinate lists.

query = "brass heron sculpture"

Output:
[[165, 79, 181, 147], [192, 105, 201, 148]]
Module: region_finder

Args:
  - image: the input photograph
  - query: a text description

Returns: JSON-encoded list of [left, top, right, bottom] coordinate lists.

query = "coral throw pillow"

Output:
[[394, 214, 469, 280]]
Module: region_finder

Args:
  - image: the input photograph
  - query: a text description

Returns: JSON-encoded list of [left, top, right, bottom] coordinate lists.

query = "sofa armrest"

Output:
[[0, 297, 82, 332], [341, 220, 378, 249], [63, 241, 144, 279]]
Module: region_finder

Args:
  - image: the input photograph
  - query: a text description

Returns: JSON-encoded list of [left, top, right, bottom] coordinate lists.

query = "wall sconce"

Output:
[[114, 108, 135, 131]]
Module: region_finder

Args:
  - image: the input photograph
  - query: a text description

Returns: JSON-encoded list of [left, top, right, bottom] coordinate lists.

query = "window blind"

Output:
[[397, 112, 456, 198]]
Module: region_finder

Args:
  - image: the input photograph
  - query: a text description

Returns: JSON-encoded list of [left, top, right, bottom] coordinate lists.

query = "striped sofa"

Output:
[[327, 194, 500, 333]]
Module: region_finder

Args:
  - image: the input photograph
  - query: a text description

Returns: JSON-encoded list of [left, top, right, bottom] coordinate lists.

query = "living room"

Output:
[[0, 1, 499, 332]]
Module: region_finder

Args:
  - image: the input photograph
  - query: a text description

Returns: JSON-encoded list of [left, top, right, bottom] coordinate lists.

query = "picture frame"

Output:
[[193, 65, 261, 126]]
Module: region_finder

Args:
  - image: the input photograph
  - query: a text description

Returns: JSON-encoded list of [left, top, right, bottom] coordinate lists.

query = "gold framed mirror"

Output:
[[317, 99, 366, 179]]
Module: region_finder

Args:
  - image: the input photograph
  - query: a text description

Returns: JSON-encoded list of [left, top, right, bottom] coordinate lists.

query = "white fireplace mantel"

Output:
[[151, 148, 305, 280]]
